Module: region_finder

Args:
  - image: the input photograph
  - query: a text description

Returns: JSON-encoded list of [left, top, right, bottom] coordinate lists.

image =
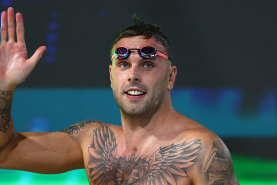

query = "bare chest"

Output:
[[83, 125, 201, 185]]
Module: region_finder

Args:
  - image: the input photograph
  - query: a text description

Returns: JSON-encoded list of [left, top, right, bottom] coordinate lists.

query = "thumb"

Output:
[[27, 46, 47, 67]]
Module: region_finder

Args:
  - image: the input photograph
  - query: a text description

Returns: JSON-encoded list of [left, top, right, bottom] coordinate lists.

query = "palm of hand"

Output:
[[0, 42, 29, 85], [0, 8, 45, 87]]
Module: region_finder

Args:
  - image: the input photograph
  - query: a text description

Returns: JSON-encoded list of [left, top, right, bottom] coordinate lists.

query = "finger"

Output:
[[27, 46, 47, 67], [7, 7, 15, 42], [16, 13, 25, 44], [1, 11, 8, 43]]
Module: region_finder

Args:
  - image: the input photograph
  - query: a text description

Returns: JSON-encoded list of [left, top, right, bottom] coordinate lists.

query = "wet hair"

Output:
[[111, 15, 173, 61]]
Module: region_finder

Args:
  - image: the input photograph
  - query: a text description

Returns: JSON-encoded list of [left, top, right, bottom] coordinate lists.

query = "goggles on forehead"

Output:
[[111, 46, 168, 61]]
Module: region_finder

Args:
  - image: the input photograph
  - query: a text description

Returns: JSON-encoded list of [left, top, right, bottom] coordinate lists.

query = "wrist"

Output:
[[0, 84, 16, 96], [0, 90, 13, 96]]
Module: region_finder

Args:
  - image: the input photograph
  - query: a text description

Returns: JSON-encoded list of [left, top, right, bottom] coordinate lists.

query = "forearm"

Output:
[[0, 86, 16, 157], [0, 7, 45, 155]]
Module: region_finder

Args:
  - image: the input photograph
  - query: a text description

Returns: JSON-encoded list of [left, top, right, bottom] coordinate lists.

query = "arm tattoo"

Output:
[[1, 91, 12, 96], [0, 132, 15, 152], [0, 97, 11, 133], [61, 120, 105, 135], [203, 140, 236, 185], [87, 125, 202, 184]]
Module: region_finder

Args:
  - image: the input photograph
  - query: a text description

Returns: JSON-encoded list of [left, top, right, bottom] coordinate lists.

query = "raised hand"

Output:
[[0, 7, 46, 88]]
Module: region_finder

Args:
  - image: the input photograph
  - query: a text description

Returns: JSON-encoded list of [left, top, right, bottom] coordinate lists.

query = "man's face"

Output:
[[109, 36, 176, 116]]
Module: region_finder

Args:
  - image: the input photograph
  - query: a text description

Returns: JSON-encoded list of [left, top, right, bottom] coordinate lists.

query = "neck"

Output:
[[120, 95, 176, 152]]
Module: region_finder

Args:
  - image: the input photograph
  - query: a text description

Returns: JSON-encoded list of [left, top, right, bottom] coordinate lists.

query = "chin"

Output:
[[121, 108, 146, 116], [120, 104, 150, 116]]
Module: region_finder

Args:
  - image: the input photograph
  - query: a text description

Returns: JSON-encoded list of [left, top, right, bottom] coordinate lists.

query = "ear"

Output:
[[168, 65, 177, 91], [109, 64, 113, 88], [109, 64, 112, 81]]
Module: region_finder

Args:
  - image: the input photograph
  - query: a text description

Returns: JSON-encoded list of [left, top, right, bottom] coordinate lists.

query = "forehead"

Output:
[[112, 36, 167, 54]]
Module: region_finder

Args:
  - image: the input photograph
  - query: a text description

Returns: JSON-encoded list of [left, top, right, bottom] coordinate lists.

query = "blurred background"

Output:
[[1, 0, 277, 184]]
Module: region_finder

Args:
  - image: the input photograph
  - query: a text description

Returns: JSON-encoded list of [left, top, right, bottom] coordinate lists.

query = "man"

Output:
[[0, 7, 239, 184]]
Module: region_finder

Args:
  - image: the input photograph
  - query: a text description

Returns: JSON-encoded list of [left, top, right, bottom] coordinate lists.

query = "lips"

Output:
[[126, 90, 145, 96], [124, 88, 146, 97]]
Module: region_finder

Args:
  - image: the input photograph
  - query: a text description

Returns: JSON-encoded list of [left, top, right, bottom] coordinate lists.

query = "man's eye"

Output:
[[119, 62, 130, 69], [143, 62, 154, 69]]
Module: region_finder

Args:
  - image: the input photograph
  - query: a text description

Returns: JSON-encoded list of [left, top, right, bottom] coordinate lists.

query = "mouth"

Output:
[[124, 88, 146, 98], [125, 90, 146, 96]]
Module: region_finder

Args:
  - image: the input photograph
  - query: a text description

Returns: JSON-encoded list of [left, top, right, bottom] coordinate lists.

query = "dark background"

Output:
[[6, 0, 277, 88], [1, 0, 277, 160]]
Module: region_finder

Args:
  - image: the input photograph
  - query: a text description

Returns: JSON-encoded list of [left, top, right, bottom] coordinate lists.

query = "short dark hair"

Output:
[[111, 15, 173, 61]]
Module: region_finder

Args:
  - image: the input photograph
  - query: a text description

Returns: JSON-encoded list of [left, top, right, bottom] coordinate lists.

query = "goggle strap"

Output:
[[156, 51, 168, 60], [111, 55, 115, 62]]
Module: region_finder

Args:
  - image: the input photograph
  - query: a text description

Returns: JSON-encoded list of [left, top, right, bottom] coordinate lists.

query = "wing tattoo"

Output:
[[126, 139, 202, 185], [87, 124, 118, 184], [87, 124, 202, 185]]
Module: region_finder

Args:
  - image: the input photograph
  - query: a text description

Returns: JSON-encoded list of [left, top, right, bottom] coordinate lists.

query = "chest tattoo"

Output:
[[87, 125, 202, 185]]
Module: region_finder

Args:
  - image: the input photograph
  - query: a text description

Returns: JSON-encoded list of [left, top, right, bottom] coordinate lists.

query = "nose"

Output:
[[126, 50, 142, 83], [128, 64, 141, 83]]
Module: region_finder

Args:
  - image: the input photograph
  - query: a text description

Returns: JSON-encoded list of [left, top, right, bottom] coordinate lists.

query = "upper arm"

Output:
[[190, 132, 239, 185], [0, 121, 96, 174]]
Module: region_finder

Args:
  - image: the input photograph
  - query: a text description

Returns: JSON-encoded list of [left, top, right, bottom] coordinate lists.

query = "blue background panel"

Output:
[[12, 88, 277, 137]]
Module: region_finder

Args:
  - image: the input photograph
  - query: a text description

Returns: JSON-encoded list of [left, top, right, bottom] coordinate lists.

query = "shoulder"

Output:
[[173, 114, 229, 155], [180, 126, 231, 164], [60, 120, 122, 135], [180, 129, 239, 184], [60, 120, 122, 138], [185, 129, 230, 169], [60, 120, 107, 135], [183, 128, 220, 148]]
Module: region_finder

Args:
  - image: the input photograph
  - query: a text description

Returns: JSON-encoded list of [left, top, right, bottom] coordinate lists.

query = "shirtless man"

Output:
[[0, 7, 239, 184]]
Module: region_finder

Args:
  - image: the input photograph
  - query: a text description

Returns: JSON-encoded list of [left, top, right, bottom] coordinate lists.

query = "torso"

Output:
[[80, 121, 205, 185]]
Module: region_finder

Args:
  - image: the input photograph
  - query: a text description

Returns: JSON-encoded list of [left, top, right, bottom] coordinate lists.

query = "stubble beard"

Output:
[[112, 86, 166, 117], [113, 91, 150, 116]]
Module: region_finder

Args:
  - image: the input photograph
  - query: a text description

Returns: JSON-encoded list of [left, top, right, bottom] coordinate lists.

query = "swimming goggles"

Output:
[[111, 46, 168, 61]]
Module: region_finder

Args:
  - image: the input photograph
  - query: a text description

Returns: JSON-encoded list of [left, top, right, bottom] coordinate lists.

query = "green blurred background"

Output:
[[1, 154, 277, 185]]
